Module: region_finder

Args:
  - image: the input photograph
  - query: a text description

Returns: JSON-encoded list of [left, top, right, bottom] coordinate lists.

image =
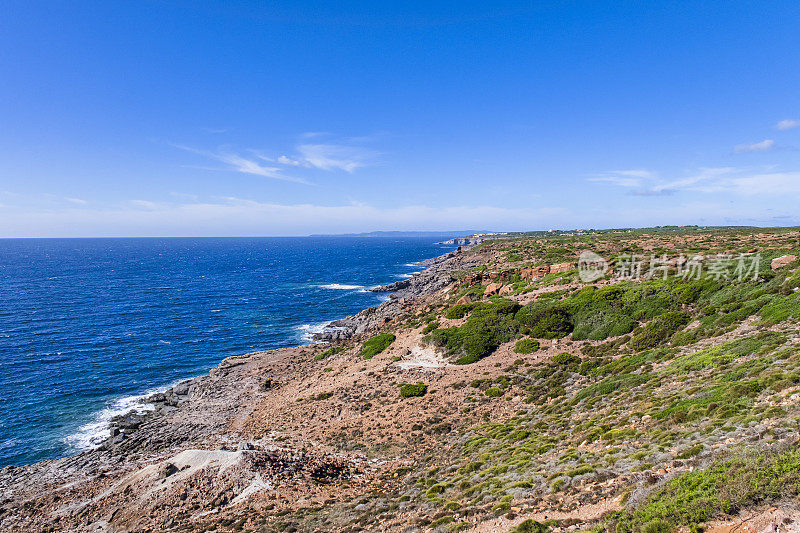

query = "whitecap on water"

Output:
[[62, 378, 189, 451], [63, 392, 157, 450], [317, 283, 364, 290]]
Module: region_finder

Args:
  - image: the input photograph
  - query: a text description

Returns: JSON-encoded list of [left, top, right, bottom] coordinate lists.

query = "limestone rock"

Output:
[[771, 255, 797, 271], [484, 283, 502, 296], [520, 266, 550, 280], [550, 262, 575, 273]]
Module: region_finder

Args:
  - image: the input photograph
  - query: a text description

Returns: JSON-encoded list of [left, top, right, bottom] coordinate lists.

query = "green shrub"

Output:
[[513, 338, 540, 354], [446, 304, 474, 319], [422, 321, 440, 334], [400, 383, 427, 397], [310, 391, 333, 401], [610, 446, 800, 530], [552, 352, 581, 366], [578, 359, 600, 375], [575, 373, 651, 401], [676, 444, 704, 459], [516, 302, 574, 339], [629, 311, 691, 351], [485, 387, 503, 397], [510, 519, 549, 533], [314, 345, 344, 360], [360, 333, 396, 359], [640, 520, 673, 533], [428, 299, 520, 364]]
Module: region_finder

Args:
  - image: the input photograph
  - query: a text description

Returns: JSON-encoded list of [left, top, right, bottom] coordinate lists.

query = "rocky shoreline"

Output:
[[0, 241, 480, 532], [313, 246, 479, 342], [101, 244, 473, 445], [6, 230, 797, 532]]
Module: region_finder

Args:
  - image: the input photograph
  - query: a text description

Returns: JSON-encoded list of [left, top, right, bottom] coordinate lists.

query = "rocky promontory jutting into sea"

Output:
[[3, 227, 800, 532]]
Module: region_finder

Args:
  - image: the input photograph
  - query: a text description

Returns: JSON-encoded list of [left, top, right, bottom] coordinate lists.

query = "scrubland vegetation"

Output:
[[386, 228, 800, 532]]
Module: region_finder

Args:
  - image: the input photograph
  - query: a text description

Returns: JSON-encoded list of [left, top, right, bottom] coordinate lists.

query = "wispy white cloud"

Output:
[[590, 168, 737, 195], [65, 197, 87, 205], [776, 119, 800, 131], [291, 143, 377, 172], [3, 196, 798, 238], [276, 155, 306, 167], [734, 139, 775, 153], [592, 166, 800, 198], [589, 169, 656, 189], [130, 200, 164, 210], [174, 145, 309, 184], [728, 172, 800, 196], [175, 134, 379, 181]]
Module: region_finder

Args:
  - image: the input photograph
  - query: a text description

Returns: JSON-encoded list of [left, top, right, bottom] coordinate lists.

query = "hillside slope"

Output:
[[2, 227, 800, 532]]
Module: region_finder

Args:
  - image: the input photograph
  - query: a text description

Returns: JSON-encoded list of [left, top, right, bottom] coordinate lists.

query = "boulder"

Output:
[[520, 266, 550, 280], [456, 295, 472, 305], [771, 255, 797, 271], [484, 283, 502, 296], [550, 262, 575, 273], [498, 285, 514, 295]]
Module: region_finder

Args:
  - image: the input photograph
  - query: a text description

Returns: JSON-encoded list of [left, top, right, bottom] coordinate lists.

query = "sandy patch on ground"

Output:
[[396, 345, 448, 370]]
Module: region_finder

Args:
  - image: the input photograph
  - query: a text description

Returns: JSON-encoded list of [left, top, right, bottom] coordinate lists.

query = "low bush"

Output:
[[400, 383, 427, 397], [610, 445, 800, 530], [427, 299, 520, 364], [360, 333, 396, 359], [516, 302, 573, 339], [513, 338, 540, 354], [446, 304, 474, 319], [314, 345, 344, 360], [422, 321, 440, 334], [552, 352, 581, 366], [629, 311, 691, 351], [510, 519, 549, 533]]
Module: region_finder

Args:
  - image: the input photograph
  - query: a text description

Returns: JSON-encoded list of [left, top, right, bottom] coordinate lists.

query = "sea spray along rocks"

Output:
[[3, 227, 800, 531]]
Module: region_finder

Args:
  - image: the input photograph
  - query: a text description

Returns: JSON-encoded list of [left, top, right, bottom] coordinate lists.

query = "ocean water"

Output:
[[0, 237, 454, 467]]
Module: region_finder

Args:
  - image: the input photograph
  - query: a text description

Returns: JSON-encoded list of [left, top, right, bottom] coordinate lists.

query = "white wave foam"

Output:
[[63, 389, 161, 450], [317, 283, 364, 290], [294, 322, 331, 342], [358, 285, 380, 293]]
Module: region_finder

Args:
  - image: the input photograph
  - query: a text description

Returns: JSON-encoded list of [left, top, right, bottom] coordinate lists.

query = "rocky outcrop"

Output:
[[436, 237, 484, 246], [313, 248, 480, 342], [484, 282, 502, 296], [520, 266, 550, 280], [550, 262, 575, 273], [772, 255, 798, 270]]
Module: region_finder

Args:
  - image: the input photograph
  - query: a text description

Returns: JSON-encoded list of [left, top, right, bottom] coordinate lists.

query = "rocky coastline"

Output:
[[313, 246, 479, 342], [4, 229, 799, 532], [0, 241, 480, 532]]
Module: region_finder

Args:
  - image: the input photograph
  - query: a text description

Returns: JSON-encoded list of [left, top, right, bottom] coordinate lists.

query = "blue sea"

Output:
[[0, 237, 455, 467]]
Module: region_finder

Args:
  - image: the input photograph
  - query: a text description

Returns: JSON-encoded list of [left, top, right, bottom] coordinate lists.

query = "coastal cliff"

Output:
[[3, 228, 800, 532]]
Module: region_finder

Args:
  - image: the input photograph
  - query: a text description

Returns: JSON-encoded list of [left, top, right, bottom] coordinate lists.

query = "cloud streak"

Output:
[[292, 143, 377, 172], [3, 197, 798, 238], [592, 166, 800, 197], [733, 139, 775, 153], [174, 145, 310, 184], [175, 135, 379, 182], [776, 119, 800, 131]]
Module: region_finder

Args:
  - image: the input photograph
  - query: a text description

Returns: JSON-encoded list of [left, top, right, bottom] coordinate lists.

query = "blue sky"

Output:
[[2, 1, 800, 237]]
